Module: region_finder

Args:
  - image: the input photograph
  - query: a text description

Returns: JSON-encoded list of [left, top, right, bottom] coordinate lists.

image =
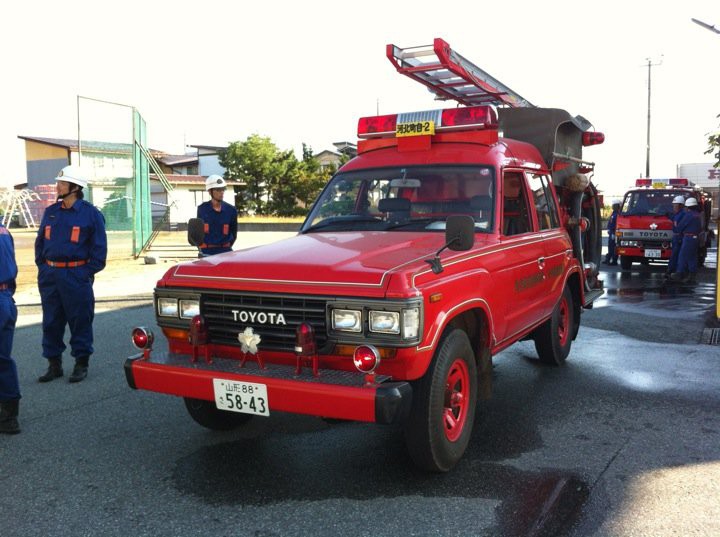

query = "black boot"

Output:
[[38, 358, 63, 382], [69, 356, 89, 383], [0, 400, 20, 434]]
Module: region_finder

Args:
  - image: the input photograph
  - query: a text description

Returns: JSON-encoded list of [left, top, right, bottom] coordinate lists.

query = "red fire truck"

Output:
[[615, 178, 712, 270], [125, 38, 605, 472]]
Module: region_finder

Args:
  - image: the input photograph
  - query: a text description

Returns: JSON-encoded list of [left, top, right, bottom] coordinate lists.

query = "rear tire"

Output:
[[534, 286, 574, 365], [404, 329, 477, 472], [620, 256, 632, 270], [183, 397, 253, 431]]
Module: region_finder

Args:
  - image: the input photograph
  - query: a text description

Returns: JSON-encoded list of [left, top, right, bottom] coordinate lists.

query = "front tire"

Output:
[[620, 255, 633, 270], [404, 329, 477, 472], [534, 286, 574, 365], [183, 397, 253, 431]]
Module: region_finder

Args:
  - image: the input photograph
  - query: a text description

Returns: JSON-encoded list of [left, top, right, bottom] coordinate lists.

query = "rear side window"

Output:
[[527, 173, 559, 229], [502, 172, 532, 235]]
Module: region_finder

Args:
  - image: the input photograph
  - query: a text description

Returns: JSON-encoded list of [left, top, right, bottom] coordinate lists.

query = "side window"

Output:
[[527, 173, 559, 230], [502, 172, 532, 236]]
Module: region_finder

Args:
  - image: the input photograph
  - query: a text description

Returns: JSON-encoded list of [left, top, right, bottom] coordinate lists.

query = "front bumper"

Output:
[[124, 352, 412, 424]]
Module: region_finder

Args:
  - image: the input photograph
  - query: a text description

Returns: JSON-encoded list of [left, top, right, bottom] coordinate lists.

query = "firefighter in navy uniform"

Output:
[[671, 197, 702, 284], [602, 199, 621, 265], [197, 175, 237, 256], [665, 195, 687, 279], [0, 221, 21, 434], [35, 165, 107, 383]]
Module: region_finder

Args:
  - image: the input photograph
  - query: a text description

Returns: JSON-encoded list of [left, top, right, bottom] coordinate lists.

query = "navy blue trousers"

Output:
[[0, 290, 20, 401], [667, 234, 682, 273], [676, 236, 698, 274], [38, 265, 95, 360]]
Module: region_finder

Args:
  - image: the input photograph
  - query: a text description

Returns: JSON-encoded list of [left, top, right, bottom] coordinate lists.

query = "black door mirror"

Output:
[[188, 218, 205, 247], [446, 215, 475, 251]]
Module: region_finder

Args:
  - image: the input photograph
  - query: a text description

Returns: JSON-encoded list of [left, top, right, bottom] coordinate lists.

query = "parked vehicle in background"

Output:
[[615, 178, 712, 270]]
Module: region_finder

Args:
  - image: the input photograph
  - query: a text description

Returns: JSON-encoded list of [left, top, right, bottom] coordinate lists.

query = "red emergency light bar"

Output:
[[357, 105, 498, 138], [635, 178, 690, 187]]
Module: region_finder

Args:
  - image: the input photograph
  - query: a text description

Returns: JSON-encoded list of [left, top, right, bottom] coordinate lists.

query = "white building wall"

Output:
[[676, 163, 720, 189]]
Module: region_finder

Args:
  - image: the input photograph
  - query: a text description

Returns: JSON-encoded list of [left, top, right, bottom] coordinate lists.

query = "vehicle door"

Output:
[[526, 172, 570, 317], [491, 170, 547, 342]]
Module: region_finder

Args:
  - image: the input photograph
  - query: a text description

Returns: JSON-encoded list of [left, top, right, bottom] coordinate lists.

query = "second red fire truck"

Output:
[[615, 178, 712, 270]]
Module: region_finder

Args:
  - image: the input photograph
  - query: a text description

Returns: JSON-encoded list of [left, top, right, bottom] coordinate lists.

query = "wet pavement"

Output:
[[585, 242, 718, 344]]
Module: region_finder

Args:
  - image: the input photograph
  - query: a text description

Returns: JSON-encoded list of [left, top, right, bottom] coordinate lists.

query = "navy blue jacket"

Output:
[[35, 199, 107, 274], [197, 200, 238, 254], [0, 223, 17, 293], [678, 210, 702, 235], [607, 210, 618, 235]]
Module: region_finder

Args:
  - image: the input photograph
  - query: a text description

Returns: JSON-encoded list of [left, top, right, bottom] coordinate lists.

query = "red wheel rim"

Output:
[[557, 295, 569, 347], [443, 359, 470, 442]]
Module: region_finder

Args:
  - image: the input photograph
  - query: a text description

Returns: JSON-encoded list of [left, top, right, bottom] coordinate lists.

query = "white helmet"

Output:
[[611, 199, 621, 206], [54, 165, 87, 189], [205, 174, 227, 191], [685, 197, 698, 207], [672, 195, 685, 205]]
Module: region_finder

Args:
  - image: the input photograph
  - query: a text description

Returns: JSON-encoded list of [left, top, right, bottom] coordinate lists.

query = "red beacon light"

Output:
[[353, 345, 381, 385], [668, 178, 689, 186], [131, 326, 154, 360], [635, 179, 652, 187], [189, 315, 211, 364], [440, 106, 497, 129], [295, 323, 319, 377], [357, 114, 398, 138], [582, 131, 605, 146]]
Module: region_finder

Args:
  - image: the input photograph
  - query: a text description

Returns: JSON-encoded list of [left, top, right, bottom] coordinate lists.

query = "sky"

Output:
[[2, 0, 719, 197]]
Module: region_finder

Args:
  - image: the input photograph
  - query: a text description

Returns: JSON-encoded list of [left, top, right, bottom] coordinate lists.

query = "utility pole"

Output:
[[644, 56, 662, 178]]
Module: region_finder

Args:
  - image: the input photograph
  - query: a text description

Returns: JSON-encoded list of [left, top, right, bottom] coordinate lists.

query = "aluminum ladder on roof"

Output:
[[386, 38, 533, 108]]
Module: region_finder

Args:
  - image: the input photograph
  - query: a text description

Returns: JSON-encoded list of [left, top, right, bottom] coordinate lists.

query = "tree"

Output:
[[294, 143, 331, 210], [266, 149, 303, 216], [219, 134, 279, 215], [706, 113, 720, 168]]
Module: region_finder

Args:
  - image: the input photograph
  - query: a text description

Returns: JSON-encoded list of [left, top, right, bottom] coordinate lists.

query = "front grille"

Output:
[[201, 291, 328, 352]]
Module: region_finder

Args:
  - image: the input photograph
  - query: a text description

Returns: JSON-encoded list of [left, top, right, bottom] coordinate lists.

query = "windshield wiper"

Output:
[[303, 216, 382, 233]]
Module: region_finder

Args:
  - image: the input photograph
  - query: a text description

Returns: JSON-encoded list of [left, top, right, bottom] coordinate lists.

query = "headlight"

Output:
[[620, 240, 639, 247], [158, 298, 178, 317], [179, 299, 200, 319], [369, 311, 400, 334], [402, 308, 420, 339], [332, 309, 362, 332]]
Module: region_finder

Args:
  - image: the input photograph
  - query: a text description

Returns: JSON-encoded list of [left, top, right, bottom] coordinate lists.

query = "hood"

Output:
[[167, 231, 453, 290]]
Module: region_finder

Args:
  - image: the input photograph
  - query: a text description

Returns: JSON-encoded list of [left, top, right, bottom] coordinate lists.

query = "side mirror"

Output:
[[188, 218, 205, 247], [446, 215, 475, 251]]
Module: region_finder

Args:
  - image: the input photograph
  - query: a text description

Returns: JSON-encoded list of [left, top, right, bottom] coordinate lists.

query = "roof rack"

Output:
[[386, 38, 533, 108]]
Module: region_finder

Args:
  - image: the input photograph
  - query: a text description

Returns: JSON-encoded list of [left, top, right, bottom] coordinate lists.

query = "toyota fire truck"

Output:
[[615, 178, 712, 270], [125, 38, 605, 472]]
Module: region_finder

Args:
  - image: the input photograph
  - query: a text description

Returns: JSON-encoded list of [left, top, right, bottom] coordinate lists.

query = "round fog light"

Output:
[[132, 327, 154, 350], [353, 345, 380, 373]]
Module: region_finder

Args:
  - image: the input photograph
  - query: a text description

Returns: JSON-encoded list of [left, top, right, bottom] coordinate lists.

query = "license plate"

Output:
[[645, 249, 661, 258], [213, 379, 269, 416]]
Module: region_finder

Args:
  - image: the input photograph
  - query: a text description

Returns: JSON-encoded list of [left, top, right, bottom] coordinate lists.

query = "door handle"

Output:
[[537, 257, 545, 269]]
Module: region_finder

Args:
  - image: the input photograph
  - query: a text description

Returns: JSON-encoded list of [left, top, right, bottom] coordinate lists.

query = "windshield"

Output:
[[621, 190, 689, 217], [301, 166, 495, 233]]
